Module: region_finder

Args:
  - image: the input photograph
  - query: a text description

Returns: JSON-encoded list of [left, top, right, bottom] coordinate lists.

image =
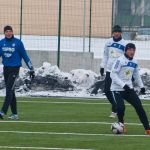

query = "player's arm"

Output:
[[110, 59, 126, 88], [133, 65, 144, 88], [100, 42, 109, 75], [18, 41, 35, 79], [19, 41, 34, 70]]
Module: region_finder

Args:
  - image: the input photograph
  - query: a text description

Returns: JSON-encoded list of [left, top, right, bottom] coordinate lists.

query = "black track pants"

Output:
[[112, 90, 150, 130], [104, 72, 117, 113], [1, 67, 19, 114]]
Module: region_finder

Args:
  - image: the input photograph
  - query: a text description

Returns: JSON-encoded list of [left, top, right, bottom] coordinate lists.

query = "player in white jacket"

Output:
[[110, 43, 150, 134], [100, 25, 126, 118]]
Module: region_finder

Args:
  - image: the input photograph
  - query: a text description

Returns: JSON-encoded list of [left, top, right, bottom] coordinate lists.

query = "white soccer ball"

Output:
[[111, 122, 124, 134]]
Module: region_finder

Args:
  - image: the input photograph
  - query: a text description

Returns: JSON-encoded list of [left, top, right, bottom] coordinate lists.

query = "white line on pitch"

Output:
[[0, 100, 110, 105], [17, 101, 110, 105], [0, 100, 150, 106], [0, 146, 93, 150], [0, 120, 143, 126], [0, 130, 149, 137], [8, 100, 150, 106]]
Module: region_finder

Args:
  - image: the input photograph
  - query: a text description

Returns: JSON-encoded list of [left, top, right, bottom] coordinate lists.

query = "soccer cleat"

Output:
[[0, 112, 4, 119], [145, 130, 150, 135], [123, 125, 127, 133], [8, 114, 19, 120], [109, 112, 117, 118]]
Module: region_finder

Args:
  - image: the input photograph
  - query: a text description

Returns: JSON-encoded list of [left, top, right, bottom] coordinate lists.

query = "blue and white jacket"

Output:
[[100, 37, 126, 72], [0, 36, 33, 70], [110, 55, 144, 91]]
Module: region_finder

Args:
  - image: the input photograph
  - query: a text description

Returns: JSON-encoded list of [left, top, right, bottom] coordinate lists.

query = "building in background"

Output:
[[0, 0, 112, 38], [113, 0, 150, 28]]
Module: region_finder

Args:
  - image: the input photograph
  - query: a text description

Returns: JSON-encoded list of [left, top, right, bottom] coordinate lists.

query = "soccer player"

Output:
[[0, 25, 35, 119], [110, 43, 150, 134], [100, 25, 126, 118]]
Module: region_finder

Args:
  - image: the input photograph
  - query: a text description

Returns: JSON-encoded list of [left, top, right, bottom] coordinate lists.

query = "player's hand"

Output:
[[140, 87, 145, 95], [123, 84, 131, 92], [100, 68, 104, 76], [29, 70, 35, 79]]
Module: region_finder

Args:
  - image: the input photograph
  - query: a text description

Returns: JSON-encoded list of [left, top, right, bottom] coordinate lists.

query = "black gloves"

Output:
[[140, 87, 145, 95], [100, 68, 104, 76], [123, 85, 146, 95], [29, 70, 35, 79], [123, 84, 131, 92]]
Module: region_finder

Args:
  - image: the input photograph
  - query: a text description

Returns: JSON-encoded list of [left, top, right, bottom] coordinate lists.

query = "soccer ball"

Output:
[[111, 122, 124, 134]]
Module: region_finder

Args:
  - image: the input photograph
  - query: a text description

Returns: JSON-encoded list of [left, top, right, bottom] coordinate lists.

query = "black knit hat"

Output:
[[112, 25, 122, 33], [4, 25, 13, 33], [125, 43, 136, 52]]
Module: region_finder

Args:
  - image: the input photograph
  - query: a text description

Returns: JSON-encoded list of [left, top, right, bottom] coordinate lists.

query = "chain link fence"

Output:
[[0, 0, 150, 72]]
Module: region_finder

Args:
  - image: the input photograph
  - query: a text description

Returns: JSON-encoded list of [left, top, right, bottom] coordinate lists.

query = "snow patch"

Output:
[[0, 62, 149, 99]]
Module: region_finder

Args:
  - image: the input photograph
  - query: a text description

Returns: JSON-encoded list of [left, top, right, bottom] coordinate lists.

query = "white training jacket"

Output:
[[110, 55, 144, 91], [100, 38, 126, 72]]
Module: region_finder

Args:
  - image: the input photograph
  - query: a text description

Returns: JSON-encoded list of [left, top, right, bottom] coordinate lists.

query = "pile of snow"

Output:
[[70, 69, 97, 88], [0, 62, 98, 97], [0, 62, 150, 99]]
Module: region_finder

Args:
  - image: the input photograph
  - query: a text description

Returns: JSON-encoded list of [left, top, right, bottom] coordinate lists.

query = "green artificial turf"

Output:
[[0, 97, 149, 150]]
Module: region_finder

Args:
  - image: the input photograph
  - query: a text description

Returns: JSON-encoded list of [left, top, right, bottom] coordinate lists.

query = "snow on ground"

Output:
[[0, 34, 150, 60], [0, 63, 102, 98], [0, 34, 150, 99], [0, 62, 149, 99], [21, 35, 150, 60]]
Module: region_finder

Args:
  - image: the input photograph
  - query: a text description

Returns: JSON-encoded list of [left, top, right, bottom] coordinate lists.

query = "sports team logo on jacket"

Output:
[[2, 47, 15, 58]]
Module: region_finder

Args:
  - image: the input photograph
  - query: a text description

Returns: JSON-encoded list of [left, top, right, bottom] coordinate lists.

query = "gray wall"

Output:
[[24, 50, 150, 73]]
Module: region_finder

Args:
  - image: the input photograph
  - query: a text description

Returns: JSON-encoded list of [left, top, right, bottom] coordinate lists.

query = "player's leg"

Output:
[[124, 90, 150, 131], [1, 68, 19, 118], [104, 72, 117, 116], [10, 92, 17, 115], [8, 92, 19, 120], [112, 91, 125, 123]]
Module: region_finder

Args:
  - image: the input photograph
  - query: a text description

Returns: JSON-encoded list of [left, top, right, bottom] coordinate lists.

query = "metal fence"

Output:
[[0, 0, 150, 71]]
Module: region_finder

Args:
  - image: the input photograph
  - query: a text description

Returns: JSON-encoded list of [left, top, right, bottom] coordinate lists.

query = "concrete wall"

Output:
[[24, 50, 150, 74], [25, 50, 97, 72], [0, 0, 112, 37]]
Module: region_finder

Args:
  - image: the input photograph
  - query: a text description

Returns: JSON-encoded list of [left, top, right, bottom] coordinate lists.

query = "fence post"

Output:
[[20, 0, 23, 40], [57, 0, 62, 68], [112, 0, 116, 29], [83, 0, 86, 52], [141, 0, 144, 27], [89, 0, 92, 52]]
